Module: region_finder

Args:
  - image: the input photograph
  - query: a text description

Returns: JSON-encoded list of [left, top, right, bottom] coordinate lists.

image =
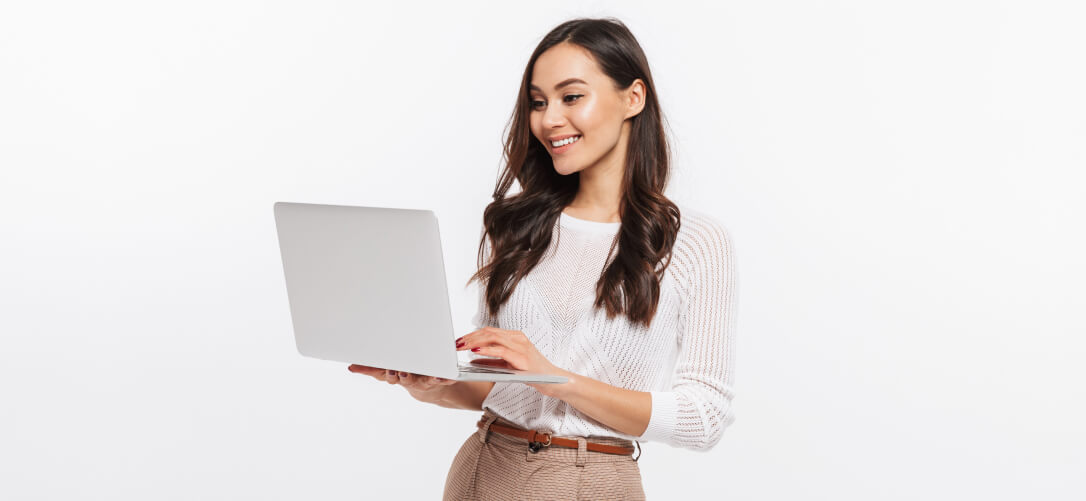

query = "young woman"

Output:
[[349, 17, 737, 500]]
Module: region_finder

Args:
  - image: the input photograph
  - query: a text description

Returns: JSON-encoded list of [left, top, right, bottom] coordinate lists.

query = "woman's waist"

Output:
[[482, 407, 637, 446]]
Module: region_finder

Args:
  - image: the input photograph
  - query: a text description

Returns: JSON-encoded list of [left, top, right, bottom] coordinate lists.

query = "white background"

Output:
[[2, 1, 1084, 499]]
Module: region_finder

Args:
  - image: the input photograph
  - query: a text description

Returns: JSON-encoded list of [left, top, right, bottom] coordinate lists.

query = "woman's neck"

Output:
[[566, 183, 622, 223], [566, 124, 628, 223]]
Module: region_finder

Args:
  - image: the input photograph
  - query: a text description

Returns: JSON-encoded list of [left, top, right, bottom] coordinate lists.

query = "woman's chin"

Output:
[[552, 161, 582, 176]]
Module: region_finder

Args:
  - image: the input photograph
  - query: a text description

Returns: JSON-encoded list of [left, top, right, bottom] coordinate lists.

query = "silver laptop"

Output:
[[273, 201, 566, 384]]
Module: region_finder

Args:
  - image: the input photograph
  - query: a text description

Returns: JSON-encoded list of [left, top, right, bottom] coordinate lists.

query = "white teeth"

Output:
[[551, 135, 581, 147]]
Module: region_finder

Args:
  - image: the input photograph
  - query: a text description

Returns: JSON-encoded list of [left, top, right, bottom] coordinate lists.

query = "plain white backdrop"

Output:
[[2, 0, 1084, 499]]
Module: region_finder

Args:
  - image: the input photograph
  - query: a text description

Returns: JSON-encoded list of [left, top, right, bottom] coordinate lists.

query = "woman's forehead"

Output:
[[531, 44, 603, 90]]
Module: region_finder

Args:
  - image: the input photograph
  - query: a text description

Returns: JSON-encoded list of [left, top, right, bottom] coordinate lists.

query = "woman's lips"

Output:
[[551, 135, 581, 154]]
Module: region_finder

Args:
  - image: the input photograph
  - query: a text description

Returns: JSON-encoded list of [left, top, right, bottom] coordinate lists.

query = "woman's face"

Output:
[[528, 42, 644, 176]]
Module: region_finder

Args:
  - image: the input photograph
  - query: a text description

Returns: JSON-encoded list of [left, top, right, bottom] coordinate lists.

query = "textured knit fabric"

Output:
[[443, 409, 646, 500], [469, 205, 737, 451]]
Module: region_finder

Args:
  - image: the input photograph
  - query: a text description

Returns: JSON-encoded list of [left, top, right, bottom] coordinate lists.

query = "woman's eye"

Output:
[[530, 95, 582, 109]]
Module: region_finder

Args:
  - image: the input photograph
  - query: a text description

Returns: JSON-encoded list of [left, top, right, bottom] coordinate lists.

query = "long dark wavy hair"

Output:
[[468, 17, 681, 328]]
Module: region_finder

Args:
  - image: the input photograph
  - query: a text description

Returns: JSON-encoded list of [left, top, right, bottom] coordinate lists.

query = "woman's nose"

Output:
[[542, 103, 566, 128]]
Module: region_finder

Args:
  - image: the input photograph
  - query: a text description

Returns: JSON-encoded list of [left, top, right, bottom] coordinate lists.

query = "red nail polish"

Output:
[[456, 341, 464, 348], [471, 348, 480, 352], [455, 336, 463, 343]]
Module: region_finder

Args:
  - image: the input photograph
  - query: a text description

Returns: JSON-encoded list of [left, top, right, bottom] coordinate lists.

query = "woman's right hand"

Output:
[[347, 364, 458, 403]]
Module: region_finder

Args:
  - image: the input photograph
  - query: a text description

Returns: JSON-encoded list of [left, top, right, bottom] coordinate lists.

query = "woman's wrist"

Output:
[[540, 369, 580, 400]]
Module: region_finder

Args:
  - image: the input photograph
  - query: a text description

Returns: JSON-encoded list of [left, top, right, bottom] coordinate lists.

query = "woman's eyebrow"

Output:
[[529, 78, 588, 92]]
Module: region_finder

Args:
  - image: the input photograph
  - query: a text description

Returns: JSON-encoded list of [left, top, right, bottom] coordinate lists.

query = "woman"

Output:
[[349, 17, 736, 500]]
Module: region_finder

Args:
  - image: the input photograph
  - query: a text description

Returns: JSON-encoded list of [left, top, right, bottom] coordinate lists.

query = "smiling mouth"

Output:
[[550, 135, 582, 147]]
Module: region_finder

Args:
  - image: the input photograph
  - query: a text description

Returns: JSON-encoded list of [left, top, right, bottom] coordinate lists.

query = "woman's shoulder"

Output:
[[673, 203, 733, 252], [665, 203, 735, 284]]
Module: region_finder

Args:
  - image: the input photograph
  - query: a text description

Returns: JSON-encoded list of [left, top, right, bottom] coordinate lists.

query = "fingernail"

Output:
[[456, 341, 465, 348], [455, 336, 463, 343], [398, 371, 407, 376], [471, 348, 480, 352]]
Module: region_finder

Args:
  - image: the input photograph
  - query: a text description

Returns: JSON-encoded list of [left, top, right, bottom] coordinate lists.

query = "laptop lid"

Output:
[[273, 202, 459, 379]]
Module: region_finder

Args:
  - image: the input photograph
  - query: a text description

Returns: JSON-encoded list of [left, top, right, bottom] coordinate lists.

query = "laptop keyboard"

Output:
[[457, 363, 514, 374]]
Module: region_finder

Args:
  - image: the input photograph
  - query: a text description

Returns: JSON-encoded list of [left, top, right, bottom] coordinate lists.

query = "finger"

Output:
[[454, 329, 485, 348], [349, 364, 381, 373], [349, 365, 388, 380], [472, 346, 525, 368], [384, 369, 399, 384], [460, 331, 522, 352], [469, 358, 514, 369], [399, 372, 420, 386], [455, 327, 511, 348]]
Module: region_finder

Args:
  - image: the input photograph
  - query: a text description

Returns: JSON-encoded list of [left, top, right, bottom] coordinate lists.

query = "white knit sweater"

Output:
[[469, 205, 738, 451]]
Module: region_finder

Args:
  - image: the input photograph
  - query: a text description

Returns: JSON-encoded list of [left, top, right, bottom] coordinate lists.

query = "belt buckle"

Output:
[[528, 433, 551, 453]]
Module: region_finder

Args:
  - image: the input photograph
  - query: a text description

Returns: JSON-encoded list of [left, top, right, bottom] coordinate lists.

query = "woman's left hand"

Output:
[[455, 327, 572, 398]]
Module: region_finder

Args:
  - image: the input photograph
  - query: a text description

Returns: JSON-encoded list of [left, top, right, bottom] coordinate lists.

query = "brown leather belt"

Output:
[[476, 417, 636, 456]]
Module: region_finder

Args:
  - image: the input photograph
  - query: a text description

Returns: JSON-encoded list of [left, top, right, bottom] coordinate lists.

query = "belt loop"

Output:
[[575, 437, 587, 467], [633, 440, 642, 462], [478, 412, 498, 444]]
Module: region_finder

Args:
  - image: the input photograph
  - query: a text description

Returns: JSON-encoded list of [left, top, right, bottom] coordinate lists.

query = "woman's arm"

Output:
[[541, 370, 652, 437], [635, 216, 736, 450], [456, 331, 651, 436]]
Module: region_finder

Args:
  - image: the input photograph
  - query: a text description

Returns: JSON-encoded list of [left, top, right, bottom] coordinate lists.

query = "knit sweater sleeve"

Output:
[[637, 214, 738, 451]]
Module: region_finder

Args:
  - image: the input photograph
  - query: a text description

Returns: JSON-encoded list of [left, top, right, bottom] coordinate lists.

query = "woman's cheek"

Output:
[[570, 103, 595, 130], [571, 101, 606, 139]]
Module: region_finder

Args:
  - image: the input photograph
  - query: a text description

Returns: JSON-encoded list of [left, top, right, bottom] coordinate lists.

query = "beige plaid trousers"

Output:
[[443, 409, 646, 500]]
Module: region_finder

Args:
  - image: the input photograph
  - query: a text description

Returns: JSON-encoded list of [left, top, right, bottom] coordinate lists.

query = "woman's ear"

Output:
[[624, 78, 647, 120]]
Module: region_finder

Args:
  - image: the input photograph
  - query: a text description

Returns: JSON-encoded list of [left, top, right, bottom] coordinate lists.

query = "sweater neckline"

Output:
[[560, 210, 621, 233]]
